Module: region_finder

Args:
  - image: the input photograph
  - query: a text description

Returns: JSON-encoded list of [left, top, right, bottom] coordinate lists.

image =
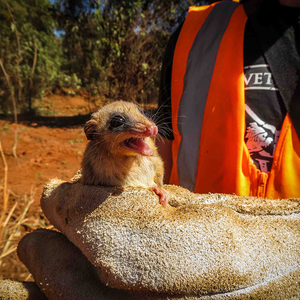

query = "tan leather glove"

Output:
[[13, 179, 300, 299]]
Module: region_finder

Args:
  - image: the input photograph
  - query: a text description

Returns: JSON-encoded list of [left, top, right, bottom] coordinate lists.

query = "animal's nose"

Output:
[[144, 125, 158, 136]]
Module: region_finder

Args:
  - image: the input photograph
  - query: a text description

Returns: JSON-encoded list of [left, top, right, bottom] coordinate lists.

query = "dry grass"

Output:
[[0, 141, 50, 281]]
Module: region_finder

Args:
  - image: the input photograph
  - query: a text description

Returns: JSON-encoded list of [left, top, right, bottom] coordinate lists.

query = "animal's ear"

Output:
[[84, 119, 98, 140]]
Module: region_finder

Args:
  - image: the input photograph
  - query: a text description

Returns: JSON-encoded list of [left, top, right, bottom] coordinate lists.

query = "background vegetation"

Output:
[[0, 0, 216, 115]]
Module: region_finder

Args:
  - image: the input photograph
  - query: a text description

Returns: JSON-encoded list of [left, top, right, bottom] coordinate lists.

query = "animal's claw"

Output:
[[149, 185, 169, 206]]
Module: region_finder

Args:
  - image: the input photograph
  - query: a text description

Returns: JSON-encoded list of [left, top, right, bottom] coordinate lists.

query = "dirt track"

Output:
[[1, 122, 87, 204], [0, 93, 99, 205], [0, 93, 103, 280]]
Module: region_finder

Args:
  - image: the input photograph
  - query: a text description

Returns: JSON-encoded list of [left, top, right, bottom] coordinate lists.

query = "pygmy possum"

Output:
[[81, 100, 168, 206]]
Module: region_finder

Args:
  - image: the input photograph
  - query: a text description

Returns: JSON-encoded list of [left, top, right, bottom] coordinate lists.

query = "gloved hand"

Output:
[[17, 229, 133, 300], [12, 179, 300, 300]]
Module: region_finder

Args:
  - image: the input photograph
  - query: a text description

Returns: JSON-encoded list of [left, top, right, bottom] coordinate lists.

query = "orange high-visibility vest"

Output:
[[170, 1, 300, 198]]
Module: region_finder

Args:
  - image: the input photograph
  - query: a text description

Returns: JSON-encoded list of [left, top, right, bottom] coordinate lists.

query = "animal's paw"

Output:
[[149, 185, 169, 207]]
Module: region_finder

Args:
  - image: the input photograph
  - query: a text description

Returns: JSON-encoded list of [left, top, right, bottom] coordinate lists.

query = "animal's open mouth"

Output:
[[121, 137, 153, 156]]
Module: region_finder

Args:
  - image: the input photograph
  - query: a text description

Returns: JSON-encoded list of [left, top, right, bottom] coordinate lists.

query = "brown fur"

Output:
[[81, 101, 165, 195]]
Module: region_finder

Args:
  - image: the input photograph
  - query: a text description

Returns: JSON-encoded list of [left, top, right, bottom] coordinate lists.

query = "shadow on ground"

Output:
[[0, 114, 91, 128]]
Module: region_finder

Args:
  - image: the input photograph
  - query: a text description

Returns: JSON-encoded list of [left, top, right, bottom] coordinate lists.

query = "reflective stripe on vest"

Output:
[[177, 2, 240, 191]]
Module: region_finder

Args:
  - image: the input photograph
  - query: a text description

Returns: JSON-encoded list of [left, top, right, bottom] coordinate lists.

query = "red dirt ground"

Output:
[[0, 92, 106, 280], [0, 92, 105, 204], [1, 124, 86, 202]]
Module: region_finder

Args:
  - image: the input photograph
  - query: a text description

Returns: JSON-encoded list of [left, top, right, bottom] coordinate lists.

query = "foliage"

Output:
[[56, 0, 210, 104], [0, 0, 63, 113], [0, 0, 217, 113]]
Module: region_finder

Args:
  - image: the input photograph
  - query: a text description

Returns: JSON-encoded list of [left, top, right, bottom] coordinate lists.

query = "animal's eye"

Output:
[[138, 107, 151, 119], [144, 110, 151, 119], [110, 115, 125, 128]]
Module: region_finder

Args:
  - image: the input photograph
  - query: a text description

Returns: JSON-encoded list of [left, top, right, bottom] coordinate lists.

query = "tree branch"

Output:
[[0, 59, 18, 158], [6, 1, 23, 104], [30, 36, 38, 79]]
